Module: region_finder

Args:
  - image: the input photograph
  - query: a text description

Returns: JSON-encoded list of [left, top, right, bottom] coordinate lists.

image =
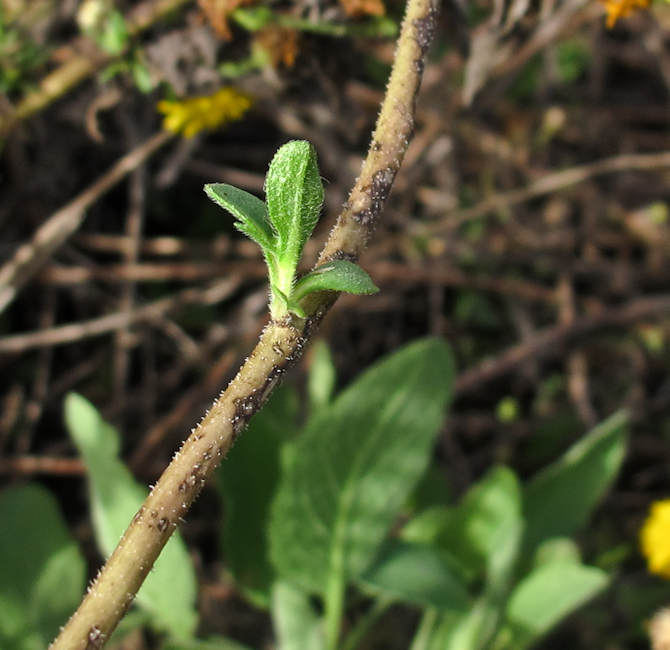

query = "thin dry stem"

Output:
[[49, 0, 440, 645], [0, 131, 173, 316]]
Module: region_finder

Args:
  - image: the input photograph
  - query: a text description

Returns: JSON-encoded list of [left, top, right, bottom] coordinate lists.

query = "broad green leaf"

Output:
[[269, 337, 455, 595], [216, 388, 298, 606], [0, 484, 85, 650], [205, 183, 274, 251], [291, 261, 379, 303], [64, 393, 198, 640], [523, 410, 627, 553], [360, 540, 469, 611], [272, 580, 325, 650], [265, 141, 324, 272], [472, 512, 522, 650], [436, 466, 522, 579], [408, 462, 452, 511], [505, 562, 608, 649]]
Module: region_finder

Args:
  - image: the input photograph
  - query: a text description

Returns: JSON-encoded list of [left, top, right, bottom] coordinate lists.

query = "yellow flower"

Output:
[[157, 87, 252, 138], [599, 0, 651, 28], [641, 500, 670, 578]]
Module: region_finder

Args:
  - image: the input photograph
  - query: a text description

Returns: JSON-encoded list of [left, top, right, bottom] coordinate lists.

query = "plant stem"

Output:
[[324, 569, 346, 650], [49, 0, 439, 645], [409, 608, 440, 650], [340, 598, 393, 650]]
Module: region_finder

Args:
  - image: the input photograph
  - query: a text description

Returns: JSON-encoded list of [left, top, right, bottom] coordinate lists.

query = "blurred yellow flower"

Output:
[[641, 500, 670, 578], [599, 0, 651, 28], [157, 87, 252, 138]]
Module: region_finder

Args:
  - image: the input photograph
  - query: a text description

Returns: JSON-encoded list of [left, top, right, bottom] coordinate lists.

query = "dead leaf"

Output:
[[198, 0, 257, 39], [338, 0, 386, 18], [253, 26, 300, 68]]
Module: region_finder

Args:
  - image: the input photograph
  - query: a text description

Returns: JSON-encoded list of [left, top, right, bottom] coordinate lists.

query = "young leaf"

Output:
[[0, 484, 86, 650], [291, 261, 379, 303], [522, 410, 627, 554], [205, 183, 274, 251], [265, 141, 324, 276], [64, 393, 198, 640], [269, 337, 455, 595]]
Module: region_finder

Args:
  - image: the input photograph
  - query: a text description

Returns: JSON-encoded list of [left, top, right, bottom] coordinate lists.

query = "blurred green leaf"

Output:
[[0, 484, 85, 650], [402, 505, 453, 546], [272, 580, 325, 650], [164, 636, 254, 650], [217, 387, 298, 607], [64, 393, 198, 640], [532, 537, 582, 567], [436, 466, 522, 579], [496, 397, 519, 424], [407, 462, 452, 512], [269, 337, 455, 595], [360, 539, 469, 611], [307, 339, 337, 417], [523, 410, 627, 554], [504, 562, 608, 649], [556, 38, 590, 85]]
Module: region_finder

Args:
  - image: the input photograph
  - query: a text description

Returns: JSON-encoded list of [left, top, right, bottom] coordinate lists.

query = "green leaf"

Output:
[[0, 484, 86, 650], [436, 466, 522, 579], [265, 141, 324, 284], [291, 261, 379, 303], [505, 562, 608, 649], [99, 9, 129, 54], [532, 537, 582, 567], [272, 580, 325, 650], [401, 505, 453, 546], [522, 410, 627, 553], [269, 337, 455, 595], [205, 183, 274, 252], [360, 540, 469, 611], [64, 393, 198, 640], [412, 610, 472, 650], [163, 636, 255, 650], [216, 388, 298, 606]]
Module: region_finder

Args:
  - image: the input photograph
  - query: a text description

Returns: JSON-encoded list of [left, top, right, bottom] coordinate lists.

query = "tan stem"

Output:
[[49, 0, 440, 646]]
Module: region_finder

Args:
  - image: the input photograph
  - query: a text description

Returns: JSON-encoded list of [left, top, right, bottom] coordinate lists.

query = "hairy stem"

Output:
[[49, 0, 439, 646]]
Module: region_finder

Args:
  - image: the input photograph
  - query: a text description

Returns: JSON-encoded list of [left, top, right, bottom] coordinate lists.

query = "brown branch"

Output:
[[447, 149, 670, 227], [36, 261, 264, 284], [455, 293, 670, 395], [0, 278, 240, 354], [0, 131, 174, 316]]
